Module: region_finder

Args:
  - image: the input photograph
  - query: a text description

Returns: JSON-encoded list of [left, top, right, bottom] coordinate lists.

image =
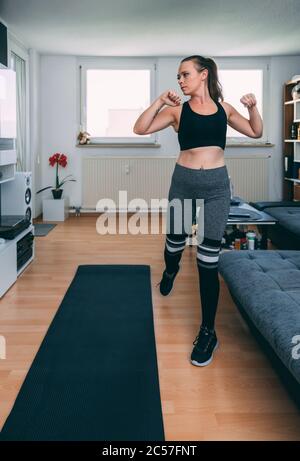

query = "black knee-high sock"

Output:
[[164, 234, 186, 274], [197, 264, 220, 331], [164, 247, 182, 274]]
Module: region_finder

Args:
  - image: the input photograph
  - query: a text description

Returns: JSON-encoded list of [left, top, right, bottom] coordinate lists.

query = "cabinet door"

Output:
[[0, 243, 17, 298]]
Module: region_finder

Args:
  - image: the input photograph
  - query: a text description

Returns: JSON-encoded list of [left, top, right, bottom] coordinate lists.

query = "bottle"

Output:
[[246, 231, 256, 250], [234, 238, 241, 250]]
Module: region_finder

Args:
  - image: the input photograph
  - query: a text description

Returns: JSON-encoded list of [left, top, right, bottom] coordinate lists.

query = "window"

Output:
[[80, 61, 157, 144], [218, 66, 267, 143], [10, 51, 27, 170]]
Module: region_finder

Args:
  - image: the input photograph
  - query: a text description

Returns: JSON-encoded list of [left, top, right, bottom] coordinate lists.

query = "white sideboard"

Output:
[[0, 225, 35, 298]]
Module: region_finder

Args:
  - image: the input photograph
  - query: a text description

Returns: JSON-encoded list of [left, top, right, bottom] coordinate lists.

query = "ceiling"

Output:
[[0, 0, 300, 57]]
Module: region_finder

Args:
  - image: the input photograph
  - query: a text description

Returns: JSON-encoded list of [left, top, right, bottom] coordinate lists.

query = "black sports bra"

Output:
[[177, 100, 227, 151]]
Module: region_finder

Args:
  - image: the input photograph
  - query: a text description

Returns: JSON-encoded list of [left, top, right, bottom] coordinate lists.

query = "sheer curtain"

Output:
[[10, 51, 26, 171]]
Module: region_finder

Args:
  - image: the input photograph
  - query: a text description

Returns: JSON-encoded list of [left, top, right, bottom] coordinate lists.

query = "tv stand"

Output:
[[0, 224, 35, 298], [0, 154, 35, 297]]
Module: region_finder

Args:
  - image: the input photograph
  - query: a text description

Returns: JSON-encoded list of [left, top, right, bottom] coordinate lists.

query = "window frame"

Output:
[[79, 59, 158, 145], [218, 59, 269, 145], [7, 33, 30, 167]]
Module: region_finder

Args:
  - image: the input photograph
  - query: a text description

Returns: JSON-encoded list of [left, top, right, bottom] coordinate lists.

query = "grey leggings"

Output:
[[165, 163, 231, 270]]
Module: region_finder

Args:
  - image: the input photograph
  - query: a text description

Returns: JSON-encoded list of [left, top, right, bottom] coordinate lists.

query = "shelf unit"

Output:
[[283, 77, 300, 200]]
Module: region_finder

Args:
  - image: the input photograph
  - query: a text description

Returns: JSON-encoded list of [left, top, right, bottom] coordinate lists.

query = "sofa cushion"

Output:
[[218, 250, 300, 384], [262, 207, 300, 236]]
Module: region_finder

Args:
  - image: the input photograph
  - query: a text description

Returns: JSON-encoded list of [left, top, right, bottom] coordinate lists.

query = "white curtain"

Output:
[[11, 52, 26, 171]]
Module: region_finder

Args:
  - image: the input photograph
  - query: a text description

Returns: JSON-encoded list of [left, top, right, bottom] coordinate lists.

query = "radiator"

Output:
[[225, 155, 270, 202], [82, 156, 270, 211]]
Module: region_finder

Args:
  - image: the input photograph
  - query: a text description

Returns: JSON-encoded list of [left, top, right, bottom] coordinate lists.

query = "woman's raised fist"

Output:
[[159, 90, 181, 107]]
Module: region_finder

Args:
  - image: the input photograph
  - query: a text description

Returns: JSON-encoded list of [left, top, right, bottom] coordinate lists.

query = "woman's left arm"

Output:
[[225, 93, 263, 138]]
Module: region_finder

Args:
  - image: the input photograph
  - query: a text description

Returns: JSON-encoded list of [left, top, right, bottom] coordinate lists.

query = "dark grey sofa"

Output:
[[249, 201, 300, 250], [218, 249, 300, 406]]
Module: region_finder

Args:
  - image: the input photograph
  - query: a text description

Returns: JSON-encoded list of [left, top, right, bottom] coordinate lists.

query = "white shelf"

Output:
[[284, 98, 300, 105], [0, 149, 16, 166], [0, 163, 15, 184], [285, 177, 300, 184], [0, 150, 16, 184]]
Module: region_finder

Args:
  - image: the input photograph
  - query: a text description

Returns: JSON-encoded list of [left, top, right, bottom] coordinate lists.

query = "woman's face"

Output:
[[177, 61, 208, 95]]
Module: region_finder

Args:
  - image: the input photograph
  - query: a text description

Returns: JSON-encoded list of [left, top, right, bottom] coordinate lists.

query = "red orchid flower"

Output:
[[37, 152, 76, 194]]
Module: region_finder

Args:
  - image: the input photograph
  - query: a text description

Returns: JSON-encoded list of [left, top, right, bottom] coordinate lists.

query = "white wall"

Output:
[[40, 56, 79, 209], [39, 54, 300, 208]]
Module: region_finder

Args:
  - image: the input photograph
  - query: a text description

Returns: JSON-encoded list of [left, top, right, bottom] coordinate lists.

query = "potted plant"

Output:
[[36, 153, 76, 199]]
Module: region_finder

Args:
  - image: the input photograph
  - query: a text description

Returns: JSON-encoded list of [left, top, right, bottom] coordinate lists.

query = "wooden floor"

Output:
[[0, 215, 300, 441]]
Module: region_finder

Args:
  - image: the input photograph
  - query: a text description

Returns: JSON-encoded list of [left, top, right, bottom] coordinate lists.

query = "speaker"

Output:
[[1, 171, 32, 223]]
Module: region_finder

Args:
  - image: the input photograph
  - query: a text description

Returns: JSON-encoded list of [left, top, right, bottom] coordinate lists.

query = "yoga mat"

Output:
[[0, 265, 165, 441]]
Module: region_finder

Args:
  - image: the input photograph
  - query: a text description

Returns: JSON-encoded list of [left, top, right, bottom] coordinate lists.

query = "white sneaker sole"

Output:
[[190, 340, 219, 367]]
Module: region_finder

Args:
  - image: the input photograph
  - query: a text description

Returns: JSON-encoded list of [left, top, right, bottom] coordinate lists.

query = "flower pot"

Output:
[[52, 189, 63, 199]]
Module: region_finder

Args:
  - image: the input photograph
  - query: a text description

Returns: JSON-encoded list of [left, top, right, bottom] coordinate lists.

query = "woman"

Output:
[[133, 55, 263, 367]]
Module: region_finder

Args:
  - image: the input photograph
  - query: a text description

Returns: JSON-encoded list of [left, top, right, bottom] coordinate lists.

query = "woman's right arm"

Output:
[[133, 91, 181, 135]]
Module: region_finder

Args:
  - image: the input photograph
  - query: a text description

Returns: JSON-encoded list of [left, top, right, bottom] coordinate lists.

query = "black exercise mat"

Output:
[[0, 265, 165, 441]]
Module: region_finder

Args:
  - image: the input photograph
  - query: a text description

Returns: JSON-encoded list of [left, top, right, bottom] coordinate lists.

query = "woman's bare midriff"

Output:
[[176, 147, 225, 170], [173, 101, 228, 170]]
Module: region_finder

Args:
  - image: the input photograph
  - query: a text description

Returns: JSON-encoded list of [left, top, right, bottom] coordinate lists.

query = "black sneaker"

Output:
[[157, 265, 180, 296], [190, 326, 219, 367]]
